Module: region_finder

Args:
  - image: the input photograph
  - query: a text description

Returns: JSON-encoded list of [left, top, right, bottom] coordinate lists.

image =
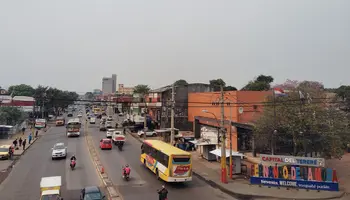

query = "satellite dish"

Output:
[[238, 107, 244, 114]]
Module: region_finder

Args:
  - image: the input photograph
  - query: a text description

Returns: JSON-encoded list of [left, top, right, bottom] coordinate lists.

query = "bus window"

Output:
[[173, 157, 190, 163]]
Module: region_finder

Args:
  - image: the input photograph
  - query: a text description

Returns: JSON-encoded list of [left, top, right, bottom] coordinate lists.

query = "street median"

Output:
[[84, 124, 123, 200]]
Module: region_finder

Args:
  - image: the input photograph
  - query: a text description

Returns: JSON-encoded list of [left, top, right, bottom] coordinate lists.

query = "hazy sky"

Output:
[[1, 0, 349, 94]]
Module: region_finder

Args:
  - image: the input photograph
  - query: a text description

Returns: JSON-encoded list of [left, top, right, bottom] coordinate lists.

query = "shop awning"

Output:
[[209, 149, 244, 158], [189, 139, 218, 146]]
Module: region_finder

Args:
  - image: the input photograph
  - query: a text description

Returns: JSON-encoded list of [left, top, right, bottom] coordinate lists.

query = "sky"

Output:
[[0, 0, 349, 94]]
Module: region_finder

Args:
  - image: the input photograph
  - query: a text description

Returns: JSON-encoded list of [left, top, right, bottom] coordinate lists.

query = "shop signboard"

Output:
[[249, 155, 338, 191], [260, 154, 325, 167]]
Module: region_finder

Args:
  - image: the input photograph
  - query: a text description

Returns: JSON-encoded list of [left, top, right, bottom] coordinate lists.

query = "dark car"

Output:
[[67, 113, 73, 117], [80, 186, 105, 200]]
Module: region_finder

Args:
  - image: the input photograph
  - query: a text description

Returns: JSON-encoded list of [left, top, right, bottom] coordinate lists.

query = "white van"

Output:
[[90, 117, 96, 124]]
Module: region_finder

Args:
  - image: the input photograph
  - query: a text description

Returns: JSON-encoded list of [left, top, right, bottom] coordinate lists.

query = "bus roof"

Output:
[[143, 140, 191, 156]]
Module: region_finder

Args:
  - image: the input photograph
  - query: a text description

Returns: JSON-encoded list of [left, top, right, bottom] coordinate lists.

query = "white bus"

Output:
[[66, 118, 81, 137], [35, 119, 47, 129]]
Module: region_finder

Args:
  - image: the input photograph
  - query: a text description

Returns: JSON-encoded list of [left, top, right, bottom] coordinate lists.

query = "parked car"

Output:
[[137, 130, 157, 137], [80, 186, 105, 200], [0, 145, 11, 160], [106, 129, 115, 138], [99, 139, 112, 150], [51, 143, 67, 160]]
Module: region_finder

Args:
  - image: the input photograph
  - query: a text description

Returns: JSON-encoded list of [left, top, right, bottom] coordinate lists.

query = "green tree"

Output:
[[133, 84, 150, 95], [0, 107, 25, 125], [8, 84, 35, 97], [241, 75, 274, 91], [209, 79, 226, 91], [224, 86, 237, 91], [85, 92, 94, 100], [254, 82, 350, 159], [174, 79, 188, 86]]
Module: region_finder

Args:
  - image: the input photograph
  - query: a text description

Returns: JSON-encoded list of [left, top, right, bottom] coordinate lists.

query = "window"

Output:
[[149, 98, 152, 103], [173, 157, 190, 163], [142, 143, 169, 167]]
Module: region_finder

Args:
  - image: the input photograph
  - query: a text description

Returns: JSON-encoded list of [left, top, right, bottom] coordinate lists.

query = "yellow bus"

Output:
[[93, 107, 101, 114], [140, 140, 192, 182]]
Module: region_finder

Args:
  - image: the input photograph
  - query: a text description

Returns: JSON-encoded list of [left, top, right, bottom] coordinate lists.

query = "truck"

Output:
[[40, 176, 63, 200]]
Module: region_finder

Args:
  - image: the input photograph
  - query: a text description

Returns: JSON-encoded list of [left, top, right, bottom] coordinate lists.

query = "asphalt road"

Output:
[[0, 114, 101, 200], [88, 114, 237, 200]]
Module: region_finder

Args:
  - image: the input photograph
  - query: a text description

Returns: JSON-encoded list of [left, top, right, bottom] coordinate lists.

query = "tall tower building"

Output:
[[102, 74, 117, 95]]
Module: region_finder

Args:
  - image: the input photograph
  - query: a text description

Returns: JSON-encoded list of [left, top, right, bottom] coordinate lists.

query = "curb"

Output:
[[127, 128, 345, 200], [84, 124, 123, 200]]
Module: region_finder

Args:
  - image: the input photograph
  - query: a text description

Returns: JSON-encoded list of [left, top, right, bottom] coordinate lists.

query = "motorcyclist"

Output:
[[70, 155, 77, 161], [157, 185, 168, 200], [122, 164, 131, 177]]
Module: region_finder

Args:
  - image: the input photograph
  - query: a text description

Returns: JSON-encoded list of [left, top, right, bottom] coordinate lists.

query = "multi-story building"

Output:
[[118, 84, 134, 95], [102, 74, 117, 94], [93, 89, 102, 96], [141, 83, 213, 130]]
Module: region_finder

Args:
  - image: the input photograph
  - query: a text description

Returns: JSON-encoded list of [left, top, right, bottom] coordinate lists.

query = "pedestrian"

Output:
[[28, 133, 32, 144], [19, 137, 23, 147], [13, 139, 18, 148], [22, 139, 26, 150], [22, 127, 25, 135], [157, 185, 168, 200], [8, 146, 13, 160], [35, 130, 38, 138]]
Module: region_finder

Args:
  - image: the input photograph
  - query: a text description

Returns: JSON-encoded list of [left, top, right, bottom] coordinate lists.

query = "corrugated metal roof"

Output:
[[12, 96, 34, 101]]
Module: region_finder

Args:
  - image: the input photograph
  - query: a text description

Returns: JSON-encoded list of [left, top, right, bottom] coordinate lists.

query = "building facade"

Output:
[[102, 74, 117, 94], [188, 91, 271, 151], [118, 84, 134, 95], [156, 83, 213, 130]]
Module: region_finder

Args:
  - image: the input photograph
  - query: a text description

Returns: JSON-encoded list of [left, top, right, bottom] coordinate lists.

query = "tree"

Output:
[[8, 84, 35, 97], [253, 81, 350, 159], [133, 84, 150, 95], [209, 79, 226, 91], [0, 107, 25, 125], [85, 92, 94, 100], [223, 86, 237, 91], [174, 79, 188, 86], [241, 75, 274, 91], [335, 85, 350, 111]]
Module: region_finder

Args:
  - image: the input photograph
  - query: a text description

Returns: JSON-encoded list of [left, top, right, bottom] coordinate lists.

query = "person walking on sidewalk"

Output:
[[13, 139, 18, 149], [8, 146, 13, 160], [22, 127, 25, 135], [22, 139, 26, 150], [28, 134, 32, 144], [35, 130, 38, 138], [19, 137, 23, 147]]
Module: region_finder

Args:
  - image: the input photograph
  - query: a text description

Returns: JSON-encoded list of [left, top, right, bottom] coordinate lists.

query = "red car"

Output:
[[100, 139, 112, 150]]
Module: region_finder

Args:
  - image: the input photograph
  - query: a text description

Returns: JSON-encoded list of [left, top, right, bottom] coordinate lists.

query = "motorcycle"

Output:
[[117, 143, 123, 151], [70, 160, 76, 170], [122, 169, 130, 181], [116, 141, 124, 151]]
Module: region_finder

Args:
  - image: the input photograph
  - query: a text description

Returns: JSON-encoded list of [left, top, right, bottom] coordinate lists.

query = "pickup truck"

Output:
[[40, 176, 63, 200]]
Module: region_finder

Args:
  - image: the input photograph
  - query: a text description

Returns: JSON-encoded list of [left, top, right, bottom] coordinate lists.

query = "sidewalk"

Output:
[[191, 151, 345, 200]]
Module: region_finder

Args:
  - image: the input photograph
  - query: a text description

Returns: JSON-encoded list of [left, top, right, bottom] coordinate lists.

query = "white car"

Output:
[[77, 113, 82, 118], [90, 117, 96, 124], [106, 121, 113, 128], [106, 129, 115, 138], [51, 143, 67, 160], [107, 116, 113, 121], [118, 113, 124, 116], [137, 130, 157, 137]]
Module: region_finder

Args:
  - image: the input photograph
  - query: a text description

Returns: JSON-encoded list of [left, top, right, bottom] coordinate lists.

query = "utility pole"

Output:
[[170, 83, 175, 145], [228, 103, 233, 179], [220, 85, 228, 183]]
